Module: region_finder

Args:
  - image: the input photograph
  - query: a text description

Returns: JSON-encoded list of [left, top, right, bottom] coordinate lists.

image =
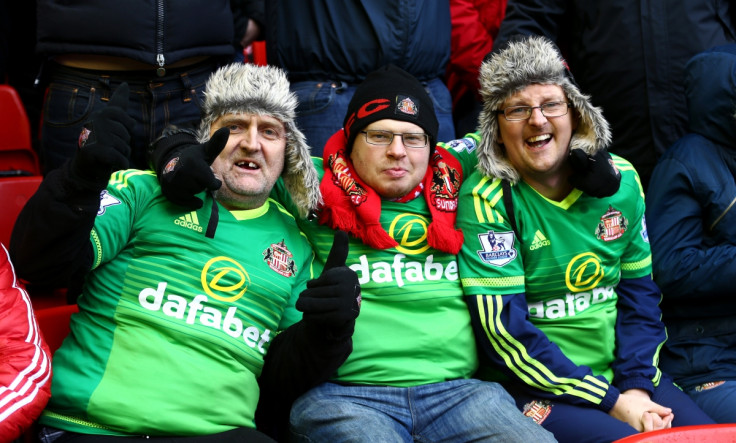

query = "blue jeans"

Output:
[[292, 77, 456, 158], [39, 61, 218, 174], [289, 379, 555, 442], [685, 380, 736, 423]]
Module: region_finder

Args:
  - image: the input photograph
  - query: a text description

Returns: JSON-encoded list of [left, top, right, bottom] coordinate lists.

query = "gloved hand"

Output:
[[150, 126, 229, 209], [70, 83, 135, 191], [568, 148, 621, 198], [296, 230, 361, 341]]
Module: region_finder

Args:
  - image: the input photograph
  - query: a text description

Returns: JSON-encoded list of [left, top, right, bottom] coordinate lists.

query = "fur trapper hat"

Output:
[[197, 63, 321, 218], [476, 35, 611, 183]]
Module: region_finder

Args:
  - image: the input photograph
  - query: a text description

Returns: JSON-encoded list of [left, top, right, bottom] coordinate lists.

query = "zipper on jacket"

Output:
[[156, 0, 166, 76]]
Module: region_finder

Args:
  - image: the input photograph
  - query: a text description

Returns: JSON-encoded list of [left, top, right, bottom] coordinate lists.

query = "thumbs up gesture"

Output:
[[296, 230, 361, 341], [70, 82, 135, 190], [150, 126, 229, 209]]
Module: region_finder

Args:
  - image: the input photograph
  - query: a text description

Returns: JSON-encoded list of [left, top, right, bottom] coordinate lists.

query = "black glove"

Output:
[[69, 83, 135, 191], [568, 148, 621, 198], [296, 230, 361, 341], [149, 127, 229, 209]]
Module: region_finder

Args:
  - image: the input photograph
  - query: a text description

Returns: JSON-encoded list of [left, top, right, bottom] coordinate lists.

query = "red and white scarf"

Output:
[[318, 131, 464, 254]]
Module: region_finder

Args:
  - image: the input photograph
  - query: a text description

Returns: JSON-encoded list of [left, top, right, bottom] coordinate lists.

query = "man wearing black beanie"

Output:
[[150, 63, 554, 441], [342, 64, 439, 152]]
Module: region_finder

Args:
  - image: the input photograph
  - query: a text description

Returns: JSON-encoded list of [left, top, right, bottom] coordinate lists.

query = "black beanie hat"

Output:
[[343, 64, 438, 152]]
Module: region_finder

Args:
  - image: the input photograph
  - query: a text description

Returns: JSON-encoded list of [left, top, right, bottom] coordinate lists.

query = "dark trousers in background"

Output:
[[39, 61, 218, 174]]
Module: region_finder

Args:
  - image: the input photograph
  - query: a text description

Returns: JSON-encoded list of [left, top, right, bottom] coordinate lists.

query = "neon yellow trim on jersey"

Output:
[[109, 169, 156, 190], [475, 294, 608, 403], [612, 155, 644, 198], [461, 276, 524, 288], [230, 201, 270, 220], [42, 410, 116, 431], [472, 177, 504, 224], [271, 198, 297, 219], [621, 255, 651, 272], [528, 184, 582, 210], [90, 228, 103, 269]]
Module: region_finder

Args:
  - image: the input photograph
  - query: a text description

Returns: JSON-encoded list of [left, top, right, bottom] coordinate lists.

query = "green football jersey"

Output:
[[273, 136, 481, 387], [299, 196, 478, 386], [458, 155, 652, 382], [40, 170, 314, 436]]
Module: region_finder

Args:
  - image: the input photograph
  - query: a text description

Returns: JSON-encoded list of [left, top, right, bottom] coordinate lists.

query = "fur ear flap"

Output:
[[475, 35, 611, 182]]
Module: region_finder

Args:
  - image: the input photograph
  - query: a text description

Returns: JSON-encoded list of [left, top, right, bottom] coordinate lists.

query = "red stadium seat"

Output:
[[0, 173, 72, 310], [613, 424, 736, 443], [34, 303, 78, 356], [0, 175, 42, 247], [0, 84, 41, 176], [21, 304, 77, 443]]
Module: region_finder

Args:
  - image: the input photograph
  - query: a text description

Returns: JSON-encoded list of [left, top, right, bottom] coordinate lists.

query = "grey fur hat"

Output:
[[476, 35, 611, 183], [197, 63, 321, 218]]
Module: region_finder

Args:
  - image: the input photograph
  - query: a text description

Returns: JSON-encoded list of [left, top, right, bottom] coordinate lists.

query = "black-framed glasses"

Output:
[[360, 130, 429, 148], [497, 102, 571, 121]]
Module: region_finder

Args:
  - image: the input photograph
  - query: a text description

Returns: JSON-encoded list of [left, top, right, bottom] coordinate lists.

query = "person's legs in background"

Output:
[[292, 81, 354, 158], [423, 76, 455, 144], [39, 63, 213, 174]]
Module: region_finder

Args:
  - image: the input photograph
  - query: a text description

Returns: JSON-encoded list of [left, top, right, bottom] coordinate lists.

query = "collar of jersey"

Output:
[[229, 200, 270, 220], [524, 180, 583, 210]]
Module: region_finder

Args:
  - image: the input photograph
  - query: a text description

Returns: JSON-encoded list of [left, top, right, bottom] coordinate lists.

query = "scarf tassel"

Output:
[[319, 204, 357, 233], [428, 223, 464, 255], [363, 223, 399, 250]]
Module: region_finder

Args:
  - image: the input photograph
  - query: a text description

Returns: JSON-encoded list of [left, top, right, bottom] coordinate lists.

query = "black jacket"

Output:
[[36, 0, 236, 67], [264, 0, 451, 83]]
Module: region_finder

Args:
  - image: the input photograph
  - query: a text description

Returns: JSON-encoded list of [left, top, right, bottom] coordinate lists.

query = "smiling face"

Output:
[[498, 84, 578, 197], [209, 113, 286, 210], [349, 119, 430, 199]]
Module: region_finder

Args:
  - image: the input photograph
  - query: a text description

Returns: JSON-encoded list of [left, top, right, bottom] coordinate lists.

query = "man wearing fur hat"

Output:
[[9, 63, 359, 441], [457, 35, 715, 442], [151, 63, 554, 441]]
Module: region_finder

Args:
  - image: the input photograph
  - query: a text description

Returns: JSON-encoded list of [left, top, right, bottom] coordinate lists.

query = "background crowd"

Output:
[[1, 1, 735, 442]]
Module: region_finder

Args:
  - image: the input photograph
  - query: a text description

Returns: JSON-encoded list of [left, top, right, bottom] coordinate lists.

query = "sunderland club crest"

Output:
[[595, 206, 628, 242], [263, 240, 297, 277], [523, 400, 552, 424], [396, 95, 418, 116]]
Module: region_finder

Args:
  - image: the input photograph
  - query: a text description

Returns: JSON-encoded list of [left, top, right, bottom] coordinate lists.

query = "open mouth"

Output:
[[526, 134, 551, 149], [236, 160, 259, 170]]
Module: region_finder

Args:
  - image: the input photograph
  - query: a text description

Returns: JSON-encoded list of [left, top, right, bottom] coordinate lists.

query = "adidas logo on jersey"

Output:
[[175, 211, 204, 233], [530, 230, 550, 250]]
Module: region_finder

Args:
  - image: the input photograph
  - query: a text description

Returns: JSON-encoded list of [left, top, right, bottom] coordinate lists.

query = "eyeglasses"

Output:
[[360, 130, 429, 148], [497, 102, 571, 121]]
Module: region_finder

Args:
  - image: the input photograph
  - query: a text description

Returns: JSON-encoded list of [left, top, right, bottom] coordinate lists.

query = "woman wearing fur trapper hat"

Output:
[[456, 35, 715, 442]]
